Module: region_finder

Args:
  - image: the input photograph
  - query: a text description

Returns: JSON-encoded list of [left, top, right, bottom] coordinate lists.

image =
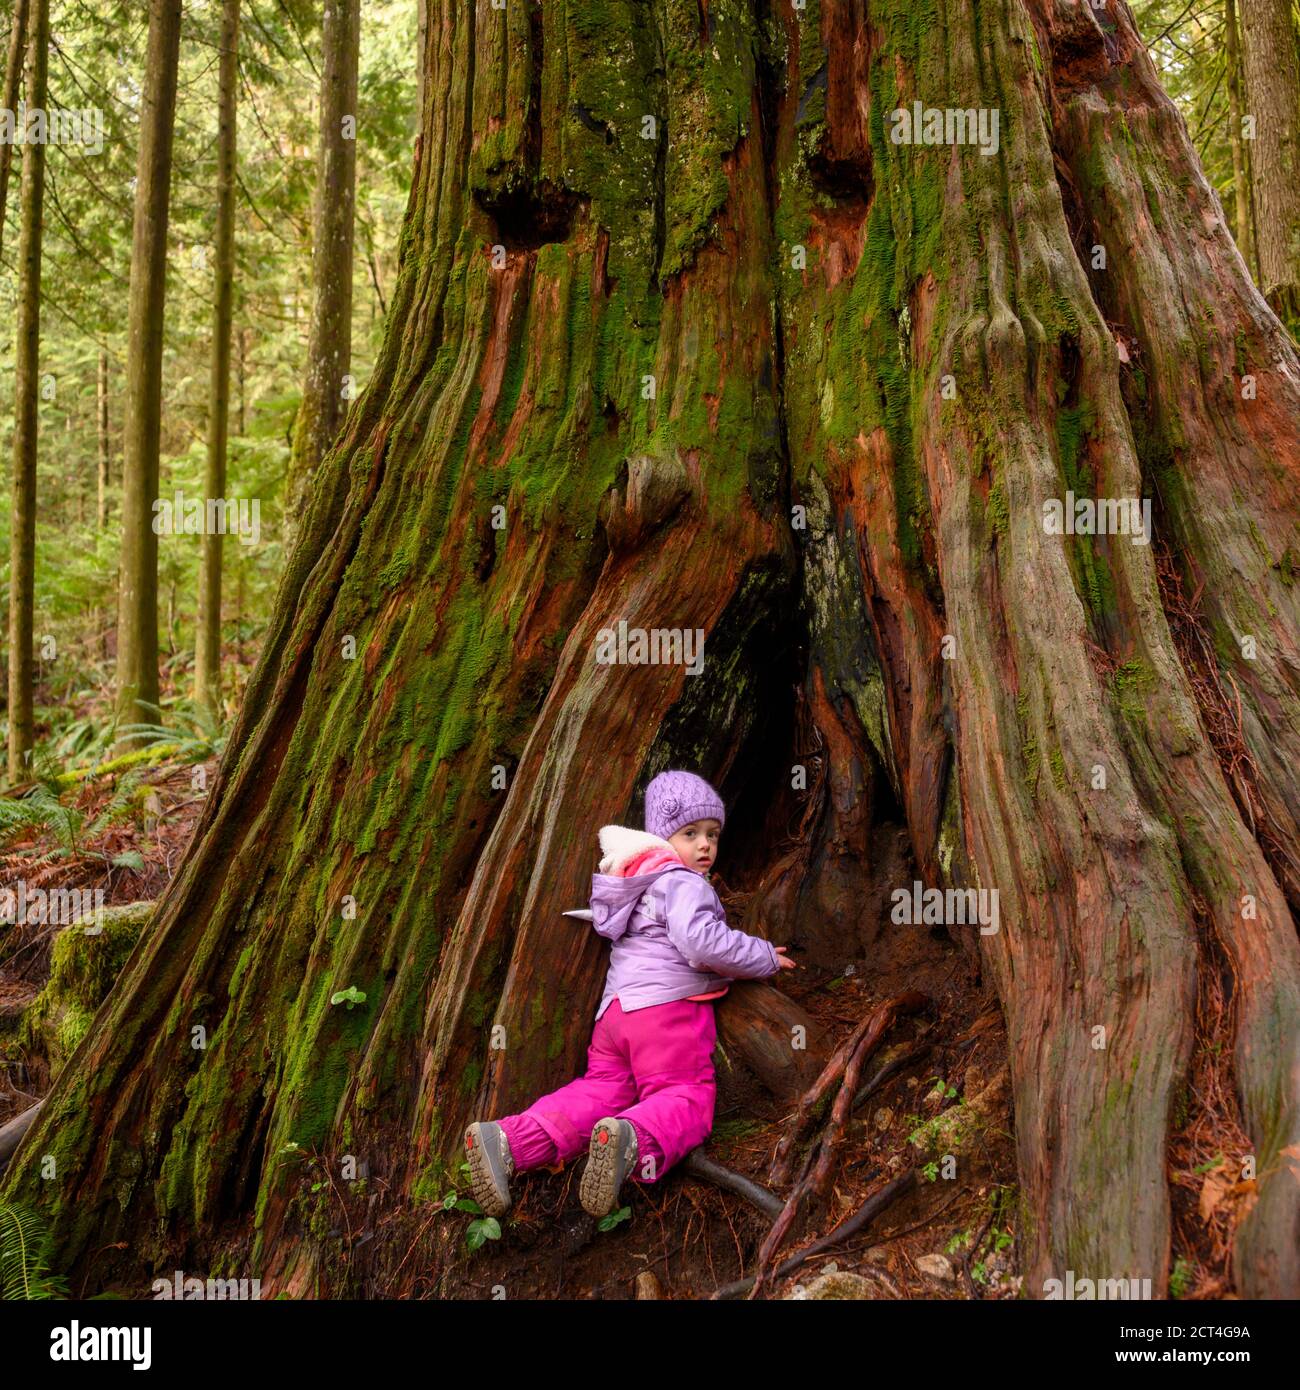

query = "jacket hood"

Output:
[[597, 824, 677, 874], [590, 825, 693, 941]]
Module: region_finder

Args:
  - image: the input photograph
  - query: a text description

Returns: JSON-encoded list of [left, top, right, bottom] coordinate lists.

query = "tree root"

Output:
[[849, 1043, 933, 1116], [748, 993, 929, 1298], [710, 1170, 917, 1300], [683, 1149, 784, 1218], [769, 992, 928, 1187]]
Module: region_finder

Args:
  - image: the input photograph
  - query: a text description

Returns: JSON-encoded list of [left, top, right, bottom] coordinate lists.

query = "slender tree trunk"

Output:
[[416, 0, 428, 125], [5, 0, 1298, 1302], [96, 347, 109, 529], [285, 0, 359, 532], [6, 0, 48, 783], [0, 0, 30, 258], [236, 325, 246, 436], [1238, 0, 1300, 319], [73, 408, 85, 528], [114, 0, 183, 739], [1225, 0, 1254, 275], [194, 0, 239, 718]]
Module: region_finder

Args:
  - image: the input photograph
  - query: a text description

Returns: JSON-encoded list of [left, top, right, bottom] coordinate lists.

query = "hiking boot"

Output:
[[579, 1117, 638, 1218], [464, 1120, 515, 1218]]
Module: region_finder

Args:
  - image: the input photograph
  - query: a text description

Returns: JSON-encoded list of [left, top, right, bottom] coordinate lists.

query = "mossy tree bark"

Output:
[[6, 0, 47, 783], [5, 0, 1298, 1300], [113, 0, 183, 738]]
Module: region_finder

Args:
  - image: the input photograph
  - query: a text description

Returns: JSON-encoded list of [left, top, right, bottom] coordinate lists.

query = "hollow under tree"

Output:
[[4, 0, 1298, 1299]]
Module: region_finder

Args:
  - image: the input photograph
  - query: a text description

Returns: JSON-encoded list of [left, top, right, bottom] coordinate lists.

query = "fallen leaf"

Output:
[[1198, 1170, 1232, 1222]]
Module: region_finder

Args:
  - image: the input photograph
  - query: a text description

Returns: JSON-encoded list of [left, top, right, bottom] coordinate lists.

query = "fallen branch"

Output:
[[0, 1099, 43, 1173]]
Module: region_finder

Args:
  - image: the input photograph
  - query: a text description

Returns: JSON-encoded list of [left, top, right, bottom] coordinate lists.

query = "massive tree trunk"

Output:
[[1238, 0, 1300, 319], [6, 0, 47, 782], [113, 0, 182, 736], [194, 0, 240, 717], [285, 0, 360, 529], [4, 0, 1298, 1301]]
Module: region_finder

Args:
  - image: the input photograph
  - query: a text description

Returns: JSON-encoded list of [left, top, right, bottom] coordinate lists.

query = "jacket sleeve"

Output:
[[660, 873, 780, 979]]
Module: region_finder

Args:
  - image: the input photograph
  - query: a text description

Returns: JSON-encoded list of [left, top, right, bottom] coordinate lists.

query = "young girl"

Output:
[[465, 770, 796, 1219]]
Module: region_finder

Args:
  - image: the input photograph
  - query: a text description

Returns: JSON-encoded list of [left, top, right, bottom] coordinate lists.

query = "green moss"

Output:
[[987, 481, 1009, 538], [908, 1101, 978, 1157], [549, 998, 568, 1060], [1016, 691, 1040, 796], [1246, 517, 1273, 566], [1049, 743, 1067, 792], [20, 903, 153, 1075], [1233, 327, 1248, 379]]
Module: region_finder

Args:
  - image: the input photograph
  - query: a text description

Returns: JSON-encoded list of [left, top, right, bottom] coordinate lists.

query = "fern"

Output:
[[0, 785, 83, 854], [0, 1201, 69, 1300], [85, 771, 146, 838]]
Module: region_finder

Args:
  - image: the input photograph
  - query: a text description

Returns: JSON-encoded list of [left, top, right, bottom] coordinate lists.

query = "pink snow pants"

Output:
[[497, 996, 716, 1184]]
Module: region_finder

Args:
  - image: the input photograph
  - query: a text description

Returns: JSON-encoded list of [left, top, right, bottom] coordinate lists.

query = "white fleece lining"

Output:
[[597, 824, 677, 875]]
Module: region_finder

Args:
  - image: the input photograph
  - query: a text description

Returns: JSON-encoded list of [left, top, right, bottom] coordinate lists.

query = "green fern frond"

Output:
[[86, 771, 145, 838], [0, 785, 83, 853], [0, 1201, 70, 1300]]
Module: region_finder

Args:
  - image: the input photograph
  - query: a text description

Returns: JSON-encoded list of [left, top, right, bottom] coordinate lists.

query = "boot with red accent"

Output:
[[579, 1117, 638, 1218], [464, 1120, 515, 1218]]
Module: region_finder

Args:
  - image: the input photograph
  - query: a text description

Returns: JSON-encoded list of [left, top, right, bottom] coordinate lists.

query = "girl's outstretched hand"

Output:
[[773, 946, 798, 970]]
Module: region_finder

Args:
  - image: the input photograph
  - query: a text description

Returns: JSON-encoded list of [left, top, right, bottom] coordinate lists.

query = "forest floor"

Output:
[[0, 757, 212, 1122], [2, 664, 1023, 1299], [0, 652, 236, 1123]]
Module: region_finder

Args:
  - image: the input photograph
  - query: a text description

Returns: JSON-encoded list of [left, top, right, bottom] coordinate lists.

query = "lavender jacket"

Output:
[[589, 825, 781, 1021]]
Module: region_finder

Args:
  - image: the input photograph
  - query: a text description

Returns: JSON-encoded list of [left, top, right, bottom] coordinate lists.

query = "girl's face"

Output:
[[668, 819, 721, 875]]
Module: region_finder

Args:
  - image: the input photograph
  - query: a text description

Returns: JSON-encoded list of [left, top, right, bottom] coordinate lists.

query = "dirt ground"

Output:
[[426, 875, 1019, 1301]]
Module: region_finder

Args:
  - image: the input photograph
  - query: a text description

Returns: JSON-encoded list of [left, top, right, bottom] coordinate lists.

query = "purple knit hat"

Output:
[[644, 770, 726, 841]]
